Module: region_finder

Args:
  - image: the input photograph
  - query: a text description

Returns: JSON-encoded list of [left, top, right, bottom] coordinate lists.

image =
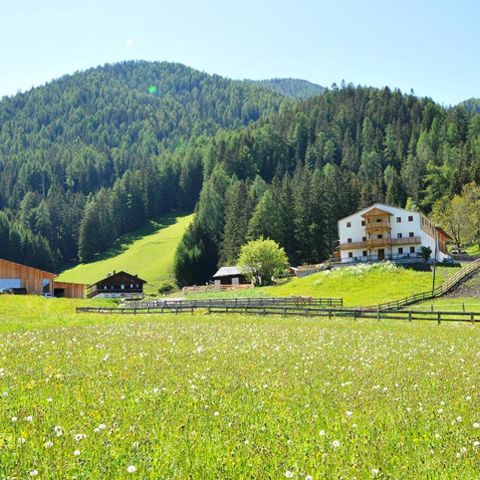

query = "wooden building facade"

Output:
[[87, 271, 146, 298], [0, 258, 85, 298]]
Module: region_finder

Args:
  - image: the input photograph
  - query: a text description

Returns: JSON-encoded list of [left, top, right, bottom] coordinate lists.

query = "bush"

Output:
[[158, 280, 177, 295]]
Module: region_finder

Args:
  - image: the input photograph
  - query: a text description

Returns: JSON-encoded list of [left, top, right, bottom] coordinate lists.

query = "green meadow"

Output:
[[1, 295, 480, 478], [186, 262, 461, 307], [57, 214, 193, 295]]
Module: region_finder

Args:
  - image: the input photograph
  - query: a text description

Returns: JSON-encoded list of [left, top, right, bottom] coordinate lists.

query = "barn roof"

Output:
[[90, 271, 147, 287], [212, 266, 244, 278]]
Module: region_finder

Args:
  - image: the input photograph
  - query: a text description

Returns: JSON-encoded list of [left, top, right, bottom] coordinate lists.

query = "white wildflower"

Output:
[[127, 465, 137, 473]]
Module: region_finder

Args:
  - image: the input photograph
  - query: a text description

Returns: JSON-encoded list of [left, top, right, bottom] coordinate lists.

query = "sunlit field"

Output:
[[1, 297, 480, 478], [186, 263, 461, 307]]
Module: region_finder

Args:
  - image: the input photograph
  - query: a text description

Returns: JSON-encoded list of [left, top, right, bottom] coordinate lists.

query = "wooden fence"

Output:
[[76, 303, 480, 324], [377, 259, 480, 311], [182, 284, 252, 294]]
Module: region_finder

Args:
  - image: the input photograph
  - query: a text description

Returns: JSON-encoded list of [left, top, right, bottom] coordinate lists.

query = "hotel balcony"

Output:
[[338, 236, 421, 251]]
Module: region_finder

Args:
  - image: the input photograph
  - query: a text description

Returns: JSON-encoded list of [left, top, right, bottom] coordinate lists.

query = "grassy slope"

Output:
[[2, 296, 480, 477], [187, 263, 461, 307], [57, 214, 193, 294]]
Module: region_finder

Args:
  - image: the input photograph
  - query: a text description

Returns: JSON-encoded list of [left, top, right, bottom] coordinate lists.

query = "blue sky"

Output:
[[0, 0, 478, 105]]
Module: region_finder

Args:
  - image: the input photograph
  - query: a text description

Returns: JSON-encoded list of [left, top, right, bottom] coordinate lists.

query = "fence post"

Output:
[[408, 311, 412, 322], [471, 312, 475, 324], [328, 309, 332, 320], [437, 312, 441, 324], [377, 309, 380, 321], [463, 303, 465, 312]]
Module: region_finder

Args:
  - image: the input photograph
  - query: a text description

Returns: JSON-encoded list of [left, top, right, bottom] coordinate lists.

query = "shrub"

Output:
[[158, 280, 177, 295]]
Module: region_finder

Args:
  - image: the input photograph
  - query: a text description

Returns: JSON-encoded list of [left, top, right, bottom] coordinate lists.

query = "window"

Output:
[[397, 233, 402, 239], [362, 250, 367, 257], [377, 234, 383, 239], [408, 215, 413, 222], [410, 246, 415, 253], [347, 238, 352, 243], [409, 232, 414, 238], [362, 236, 367, 241], [376, 218, 382, 222], [348, 252, 353, 258], [396, 217, 401, 223], [346, 222, 351, 228], [398, 247, 403, 254], [361, 220, 366, 226]]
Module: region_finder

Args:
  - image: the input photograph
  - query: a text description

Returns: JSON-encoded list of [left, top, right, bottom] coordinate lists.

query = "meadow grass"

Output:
[[187, 263, 461, 307], [56, 214, 193, 295], [1, 296, 480, 478]]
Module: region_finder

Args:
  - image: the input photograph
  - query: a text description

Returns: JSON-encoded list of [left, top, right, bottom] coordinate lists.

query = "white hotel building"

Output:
[[337, 203, 449, 263]]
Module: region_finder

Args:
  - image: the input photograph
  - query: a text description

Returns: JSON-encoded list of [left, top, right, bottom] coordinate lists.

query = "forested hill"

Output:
[[0, 60, 287, 271], [250, 78, 325, 99], [174, 85, 480, 285], [460, 98, 480, 114]]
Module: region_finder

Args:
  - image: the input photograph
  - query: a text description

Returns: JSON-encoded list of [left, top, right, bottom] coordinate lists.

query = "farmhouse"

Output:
[[212, 266, 250, 287], [87, 271, 146, 298], [0, 258, 85, 298], [337, 203, 450, 263]]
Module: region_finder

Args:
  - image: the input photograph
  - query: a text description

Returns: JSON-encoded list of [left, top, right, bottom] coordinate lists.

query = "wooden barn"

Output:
[[212, 266, 250, 287], [0, 258, 85, 298], [87, 271, 146, 298]]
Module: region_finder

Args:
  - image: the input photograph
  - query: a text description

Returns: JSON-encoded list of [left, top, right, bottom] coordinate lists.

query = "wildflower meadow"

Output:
[[1, 298, 480, 478]]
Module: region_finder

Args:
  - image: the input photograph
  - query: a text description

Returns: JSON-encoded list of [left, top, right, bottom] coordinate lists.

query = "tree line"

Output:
[[174, 84, 480, 285], [0, 61, 285, 270]]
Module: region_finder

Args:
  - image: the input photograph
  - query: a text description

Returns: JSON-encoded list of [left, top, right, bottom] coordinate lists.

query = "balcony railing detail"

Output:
[[339, 236, 421, 250]]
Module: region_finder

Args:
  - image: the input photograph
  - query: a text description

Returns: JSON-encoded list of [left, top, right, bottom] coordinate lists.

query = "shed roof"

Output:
[[212, 266, 244, 278]]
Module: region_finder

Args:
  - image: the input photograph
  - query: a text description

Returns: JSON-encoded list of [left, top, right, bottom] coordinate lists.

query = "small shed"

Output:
[[212, 266, 250, 287], [87, 271, 147, 298]]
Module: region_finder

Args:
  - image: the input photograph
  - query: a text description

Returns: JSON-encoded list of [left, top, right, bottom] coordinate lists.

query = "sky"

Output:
[[0, 0, 478, 105]]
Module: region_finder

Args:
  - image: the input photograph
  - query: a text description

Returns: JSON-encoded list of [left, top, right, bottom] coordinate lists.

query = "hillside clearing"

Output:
[[1, 296, 480, 477], [57, 214, 193, 295]]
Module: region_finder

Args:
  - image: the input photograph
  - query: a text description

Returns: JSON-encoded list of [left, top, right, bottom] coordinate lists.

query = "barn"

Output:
[[212, 266, 250, 287], [86, 271, 147, 298], [0, 258, 85, 298]]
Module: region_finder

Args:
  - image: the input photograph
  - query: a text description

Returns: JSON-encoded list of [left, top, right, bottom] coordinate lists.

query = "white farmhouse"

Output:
[[337, 203, 449, 263]]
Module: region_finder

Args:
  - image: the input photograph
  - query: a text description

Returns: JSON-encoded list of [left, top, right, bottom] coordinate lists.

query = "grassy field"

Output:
[[1, 296, 480, 478], [187, 263, 461, 307], [57, 214, 193, 295]]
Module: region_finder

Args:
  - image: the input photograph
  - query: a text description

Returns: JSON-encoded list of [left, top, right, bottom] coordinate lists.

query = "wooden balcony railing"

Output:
[[339, 236, 421, 250], [365, 221, 391, 232]]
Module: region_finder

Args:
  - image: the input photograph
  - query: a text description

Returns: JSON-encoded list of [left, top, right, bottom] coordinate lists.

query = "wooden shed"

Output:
[[0, 258, 85, 298], [212, 266, 250, 286], [53, 281, 86, 299], [87, 271, 146, 298]]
